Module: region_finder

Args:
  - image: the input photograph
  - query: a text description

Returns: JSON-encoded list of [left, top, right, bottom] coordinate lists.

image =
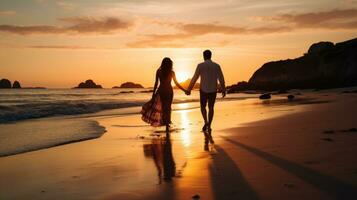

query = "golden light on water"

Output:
[[178, 104, 192, 147]]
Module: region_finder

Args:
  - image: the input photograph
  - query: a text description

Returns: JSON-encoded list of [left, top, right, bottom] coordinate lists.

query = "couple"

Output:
[[141, 50, 226, 133]]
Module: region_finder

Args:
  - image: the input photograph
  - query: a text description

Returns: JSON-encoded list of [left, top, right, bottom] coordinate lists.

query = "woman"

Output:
[[141, 57, 187, 132]]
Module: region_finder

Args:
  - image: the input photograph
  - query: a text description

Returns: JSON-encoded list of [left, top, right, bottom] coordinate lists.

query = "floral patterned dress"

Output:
[[141, 69, 173, 126]]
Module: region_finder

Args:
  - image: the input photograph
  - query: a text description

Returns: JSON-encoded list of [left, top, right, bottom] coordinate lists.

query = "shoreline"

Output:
[[0, 93, 255, 157], [1, 91, 357, 199]]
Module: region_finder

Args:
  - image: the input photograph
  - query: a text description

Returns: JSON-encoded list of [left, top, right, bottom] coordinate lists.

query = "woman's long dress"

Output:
[[141, 70, 173, 126]]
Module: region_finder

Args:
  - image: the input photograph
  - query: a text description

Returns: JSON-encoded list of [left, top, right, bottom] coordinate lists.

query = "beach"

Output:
[[1, 89, 357, 200]]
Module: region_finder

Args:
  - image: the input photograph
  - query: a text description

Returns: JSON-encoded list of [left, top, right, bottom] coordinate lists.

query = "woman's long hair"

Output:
[[160, 57, 173, 78]]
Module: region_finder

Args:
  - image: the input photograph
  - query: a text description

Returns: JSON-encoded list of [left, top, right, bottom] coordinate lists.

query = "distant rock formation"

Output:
[[174, 79, 200, 89], [0, 79, 11, 88], [12, 81, 21, 88], [74, 79, 102, 89], [113, 82, 144, 88], [0, 79, 45, 89], [228, 38, 357, 92]]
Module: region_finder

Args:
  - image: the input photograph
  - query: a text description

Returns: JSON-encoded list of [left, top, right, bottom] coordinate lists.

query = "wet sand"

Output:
[[1, 91, 357, 199]]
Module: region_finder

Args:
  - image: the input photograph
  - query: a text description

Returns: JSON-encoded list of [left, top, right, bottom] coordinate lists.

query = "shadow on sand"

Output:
[[143, 134, 176, 183], [209, 131, 259, 200], [141, 133, 176, 200], [221, 136, 357, 199]]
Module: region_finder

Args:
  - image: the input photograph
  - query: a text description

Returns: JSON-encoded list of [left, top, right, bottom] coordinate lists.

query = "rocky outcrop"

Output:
[[0, 79, 11, 88], [307, 41, 334, 55], [12, 81, 21, 88], [74, 80, 102, 89], [227, 81, 249, 93], [0, 79, 44, 89], [113, 82, 144, 88], [229, 38, 357, 92]]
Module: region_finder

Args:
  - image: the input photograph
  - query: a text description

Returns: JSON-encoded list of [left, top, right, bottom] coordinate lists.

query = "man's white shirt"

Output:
[[188, 59, 225, 93]]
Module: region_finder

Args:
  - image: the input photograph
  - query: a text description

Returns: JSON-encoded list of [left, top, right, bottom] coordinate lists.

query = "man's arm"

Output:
[[187, 65, 200, 92], [217, 65, 226, 97]]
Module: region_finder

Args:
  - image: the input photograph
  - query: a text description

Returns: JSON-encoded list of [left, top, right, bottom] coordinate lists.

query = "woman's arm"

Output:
[[152, 70, 159, 98], [172, 71, 186, 92]]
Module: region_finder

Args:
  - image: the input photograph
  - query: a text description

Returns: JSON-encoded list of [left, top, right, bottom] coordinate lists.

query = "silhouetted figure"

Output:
[[141, 57, 186, 132], [186, 50, 226, 132], [143, 135, 176, 183]]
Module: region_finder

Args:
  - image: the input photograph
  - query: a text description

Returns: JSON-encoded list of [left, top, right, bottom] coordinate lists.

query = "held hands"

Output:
[[185, 89, 191, 96]]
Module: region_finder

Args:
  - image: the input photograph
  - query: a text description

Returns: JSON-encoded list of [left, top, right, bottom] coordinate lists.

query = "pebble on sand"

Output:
[[283, 183, 295, 188], [287, 94, 295, 100], [259, 93, 271, 100], [349, 128, 357, 132]]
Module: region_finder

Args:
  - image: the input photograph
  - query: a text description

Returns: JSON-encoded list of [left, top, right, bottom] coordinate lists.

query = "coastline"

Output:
[[1, 90, 357, 199]]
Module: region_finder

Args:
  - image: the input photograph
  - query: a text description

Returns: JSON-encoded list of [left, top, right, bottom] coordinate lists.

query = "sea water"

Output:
[[0, 88, 253, 156]]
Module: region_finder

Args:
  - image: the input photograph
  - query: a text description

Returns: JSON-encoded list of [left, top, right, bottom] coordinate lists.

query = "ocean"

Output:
[[0, 88, 253, 123], [0, 88, 254, 156]]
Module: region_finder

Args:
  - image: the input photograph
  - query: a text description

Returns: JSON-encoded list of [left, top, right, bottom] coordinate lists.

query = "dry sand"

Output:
[[1, 90, 357, 200]]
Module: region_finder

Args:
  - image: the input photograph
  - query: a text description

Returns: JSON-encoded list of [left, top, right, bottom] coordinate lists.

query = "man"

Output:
[[186, 50, 226, 132]]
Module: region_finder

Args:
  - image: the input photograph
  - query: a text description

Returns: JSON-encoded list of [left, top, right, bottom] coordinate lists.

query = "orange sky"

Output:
[[0, 0, 356, 88]]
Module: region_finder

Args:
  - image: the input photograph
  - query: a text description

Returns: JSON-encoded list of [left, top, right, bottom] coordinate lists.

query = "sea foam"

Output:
[[0, 118, 106, 157]]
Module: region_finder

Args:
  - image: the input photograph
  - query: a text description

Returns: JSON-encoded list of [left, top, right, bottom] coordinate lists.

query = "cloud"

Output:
[[56, 1, 75, 10], [28, 45, 94, 49], [267, 8, 357, 29], [128, 8, 357, 48], [0, 17, 132, 35], [342, 0, 357, 6], [0, 10, 16, 16], [179, 23, 292, 35], [59, 17, 131, 33], [27, 45, 120, 50], [34, 0, 48, 5], [127, 22, 291, 48], [179, 23, 247, 35], [127, 38, 231, 48]]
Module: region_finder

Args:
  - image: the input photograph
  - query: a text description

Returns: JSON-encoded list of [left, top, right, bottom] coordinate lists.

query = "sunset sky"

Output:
[[0, 0, 356, 88]]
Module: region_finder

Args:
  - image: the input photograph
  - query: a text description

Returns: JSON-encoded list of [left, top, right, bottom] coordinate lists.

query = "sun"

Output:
[[175, 71, 190, 83], [174, 57, 194, 83]]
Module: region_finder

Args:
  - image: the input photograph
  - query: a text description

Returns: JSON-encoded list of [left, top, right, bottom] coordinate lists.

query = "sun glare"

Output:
[[174, 57, 195, 83], [175, 71, 190, 83]]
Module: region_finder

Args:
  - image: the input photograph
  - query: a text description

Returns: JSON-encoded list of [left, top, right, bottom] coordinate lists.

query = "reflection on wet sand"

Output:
[[143, 134, 176, 184]]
